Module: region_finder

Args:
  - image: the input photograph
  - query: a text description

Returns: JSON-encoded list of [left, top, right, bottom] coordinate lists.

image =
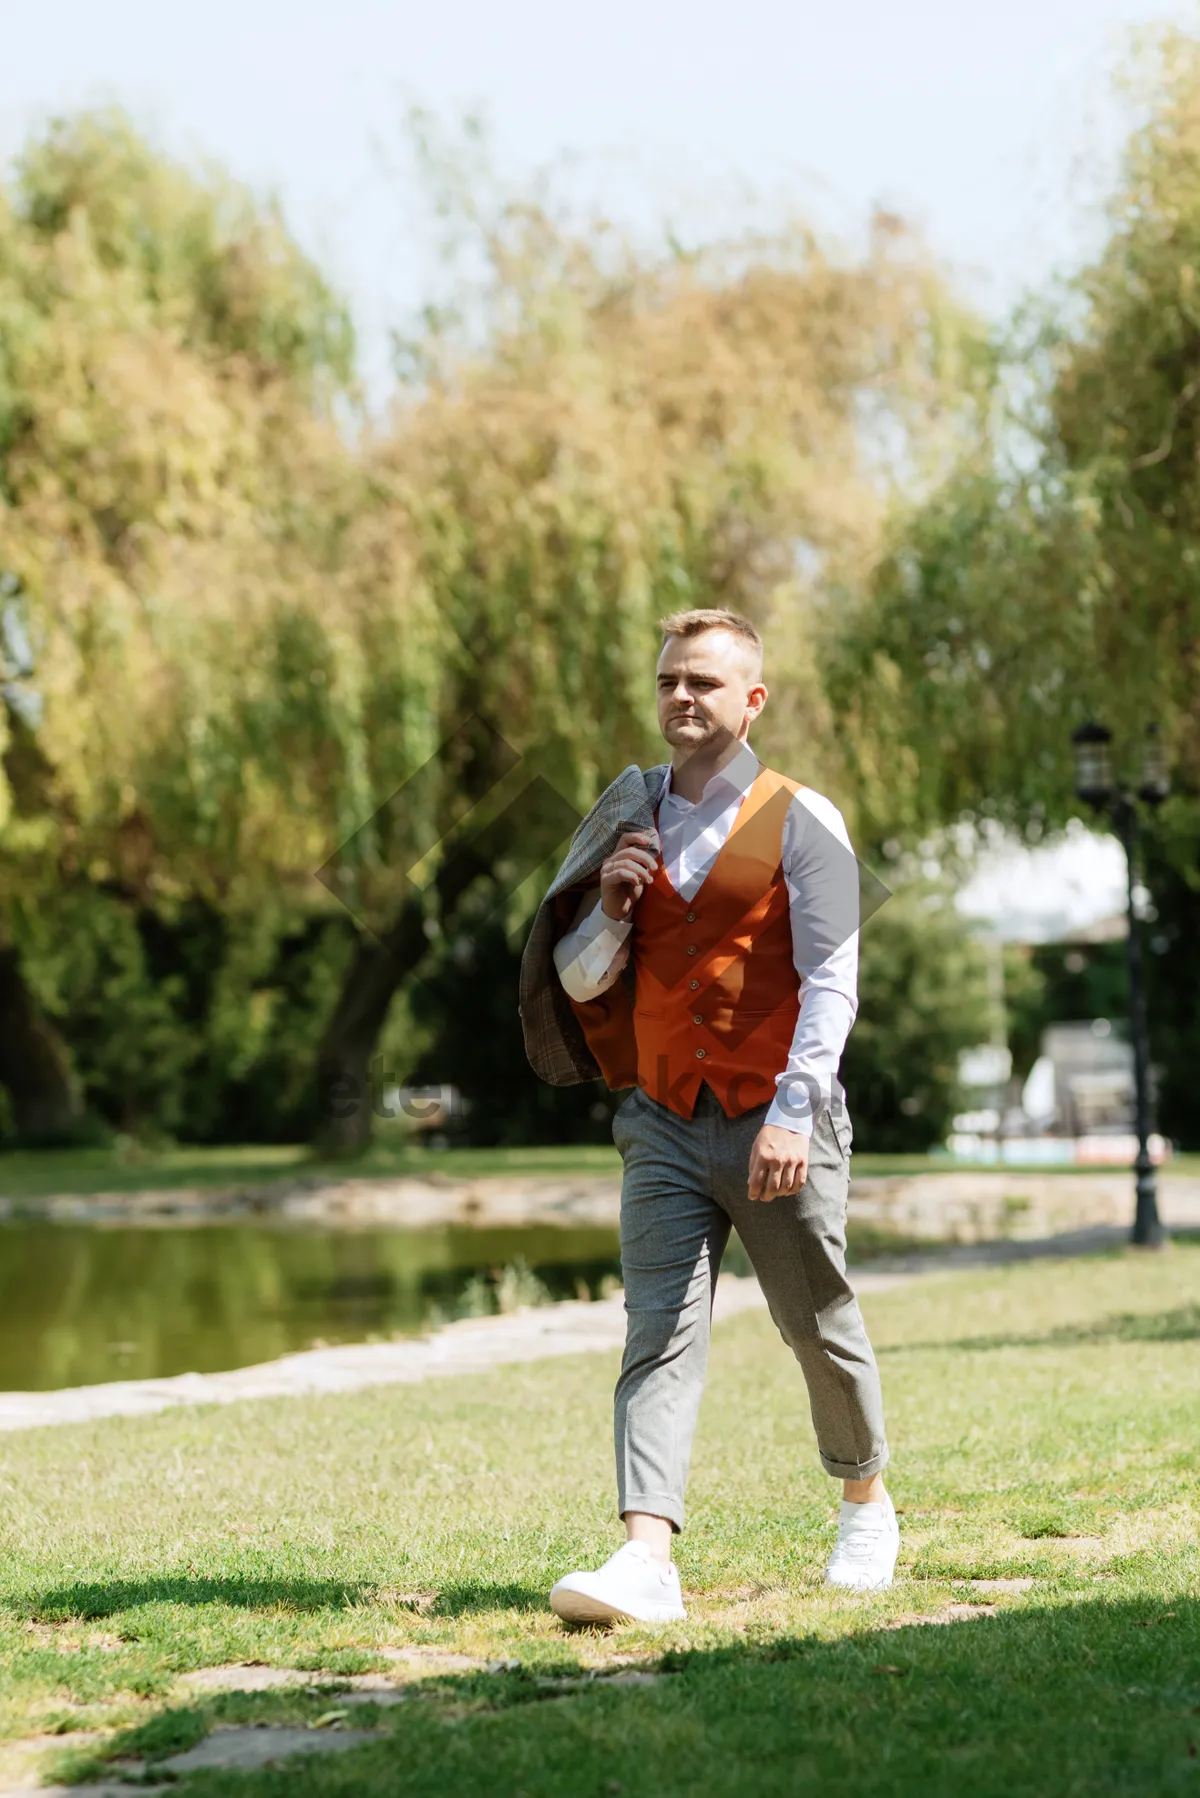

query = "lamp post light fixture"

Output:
[[1070, 720, 1170, 1248]]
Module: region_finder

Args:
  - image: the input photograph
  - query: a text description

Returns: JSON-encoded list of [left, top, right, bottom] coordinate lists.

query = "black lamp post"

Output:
[[1070, 721, 1170, 1248]]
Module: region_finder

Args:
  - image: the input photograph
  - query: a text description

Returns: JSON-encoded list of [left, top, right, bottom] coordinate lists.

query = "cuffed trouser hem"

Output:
[[619, 1491, 685, 1534], [819, 1443, 890, 1481]]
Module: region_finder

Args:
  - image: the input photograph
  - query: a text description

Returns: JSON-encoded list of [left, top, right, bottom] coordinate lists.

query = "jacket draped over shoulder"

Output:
[[518, 762, 669, 1086]]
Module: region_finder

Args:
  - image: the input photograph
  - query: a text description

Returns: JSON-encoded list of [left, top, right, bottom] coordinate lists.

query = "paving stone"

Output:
[[535, 1669, 666, 1693], [160, 1725, 379, 1774], [177, 1664, 412, 1697], [1, 1715, 393, 1797], [375, 1645, 484, 1673], [179, 1664, 313, 1692]]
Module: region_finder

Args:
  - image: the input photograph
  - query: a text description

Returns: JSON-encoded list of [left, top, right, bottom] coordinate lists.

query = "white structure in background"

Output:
[[947, 823, 1169, 1165], [378, 1083, 468, 1138], [954, 819, 1128, 946]]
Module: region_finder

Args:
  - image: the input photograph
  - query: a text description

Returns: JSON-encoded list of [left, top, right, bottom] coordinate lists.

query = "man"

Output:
[[517, 606, 897, 1625]]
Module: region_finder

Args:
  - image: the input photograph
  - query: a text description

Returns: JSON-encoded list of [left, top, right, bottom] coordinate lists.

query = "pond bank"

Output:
[[0, 1221, 1180, 1434], [0, 1271, 772, 1433], [5, 1164, 1199, 1241]]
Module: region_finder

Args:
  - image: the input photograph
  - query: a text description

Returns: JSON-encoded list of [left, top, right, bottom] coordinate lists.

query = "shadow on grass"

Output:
[[429, 1580, 549, 1617], [26, 1575, 555, 1624], [30, 1574, 374, 1621], [880, 1301, 1200, 1356], [49, 1595, 1200, 1798]]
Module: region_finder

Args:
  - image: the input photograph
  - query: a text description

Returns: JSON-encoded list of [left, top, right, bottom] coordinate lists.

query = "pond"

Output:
[[0, 1221, 628, 1392]]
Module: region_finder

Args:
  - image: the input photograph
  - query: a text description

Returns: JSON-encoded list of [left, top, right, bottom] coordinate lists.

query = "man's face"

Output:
[[655, 629, 766, 758]]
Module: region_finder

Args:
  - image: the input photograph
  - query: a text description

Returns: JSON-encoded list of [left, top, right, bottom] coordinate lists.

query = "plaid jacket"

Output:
[[518, 761, 670, 1085]]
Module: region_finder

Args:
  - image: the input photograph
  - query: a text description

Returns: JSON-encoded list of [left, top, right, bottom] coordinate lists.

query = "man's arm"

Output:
[[763, 788, 860, 1140], [552, 888, 633, 1001], [552, 825, 660, 1001]]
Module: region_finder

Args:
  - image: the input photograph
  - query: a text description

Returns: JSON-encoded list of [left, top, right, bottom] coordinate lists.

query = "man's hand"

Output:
[[600, 829, 660, 922], [747, 1124, 810, 1201]]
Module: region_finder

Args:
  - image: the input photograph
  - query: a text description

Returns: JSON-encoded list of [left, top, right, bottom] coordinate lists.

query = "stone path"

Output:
[[0, 1217, 1180, 1434], [0, 1658, 678, 1793], [12, 1728, 378, 1796], [0, 1573, 1056, 1793]]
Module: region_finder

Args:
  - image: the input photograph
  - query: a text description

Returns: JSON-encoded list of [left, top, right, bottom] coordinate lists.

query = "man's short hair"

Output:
[[656, 608, 763, 678]]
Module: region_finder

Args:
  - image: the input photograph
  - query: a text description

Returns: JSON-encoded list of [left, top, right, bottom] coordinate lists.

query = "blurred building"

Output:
[[1024, 1020, 1133, 1137], [947, 826, 1170, 1165]]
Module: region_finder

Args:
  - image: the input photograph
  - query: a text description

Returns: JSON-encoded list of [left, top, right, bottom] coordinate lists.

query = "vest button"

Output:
[[686, 944, 698, 955], [695, 1047, 706, 1058], [693, 1013, 703, 1024], [685, 911, 696, 922], [689, 979, 699, 990]]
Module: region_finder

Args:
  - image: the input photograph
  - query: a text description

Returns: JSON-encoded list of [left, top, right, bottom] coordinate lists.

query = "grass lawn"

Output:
[[2, 1139, 1196, 1200], [2, 1244, 1199, 1795]]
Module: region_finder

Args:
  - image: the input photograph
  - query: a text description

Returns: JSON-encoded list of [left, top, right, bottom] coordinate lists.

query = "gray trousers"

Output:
[[611, 1079, 889, 1532]]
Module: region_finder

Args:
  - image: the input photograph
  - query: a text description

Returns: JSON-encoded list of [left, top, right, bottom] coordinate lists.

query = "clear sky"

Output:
[[2, 0, 1196, 396]]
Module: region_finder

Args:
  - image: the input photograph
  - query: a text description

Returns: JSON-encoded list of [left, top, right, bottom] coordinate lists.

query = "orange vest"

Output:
[[557, 765, 802, 1119]]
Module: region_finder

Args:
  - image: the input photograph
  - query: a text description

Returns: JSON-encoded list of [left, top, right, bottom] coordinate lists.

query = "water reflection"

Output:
[[0, 1222, 623, 1392]]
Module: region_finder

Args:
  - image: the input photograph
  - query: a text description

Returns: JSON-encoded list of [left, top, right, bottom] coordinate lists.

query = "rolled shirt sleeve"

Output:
[[552, 887, 633, 1001]]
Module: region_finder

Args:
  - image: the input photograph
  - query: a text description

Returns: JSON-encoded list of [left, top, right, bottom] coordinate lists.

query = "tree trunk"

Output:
[[312, 711, 520, 1157], [311, 712, 579, 1157], [0, 945, 85, 1144], [313, 895, 430, 1157]]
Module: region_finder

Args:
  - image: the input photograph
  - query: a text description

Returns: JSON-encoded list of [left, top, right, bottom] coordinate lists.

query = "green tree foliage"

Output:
[[825, 470, 1103, 849], [826, 30, 1200, 843], [7, 886, 362, 1147], [0, 109, 360, 865], [386, 188, 988, 817], [837, 884, 992, 1152], [825, 27, 1200, 1145], [0, 110, 444, 1144], [309, 157, 987, 1151], [0, 108, 989, 1151]]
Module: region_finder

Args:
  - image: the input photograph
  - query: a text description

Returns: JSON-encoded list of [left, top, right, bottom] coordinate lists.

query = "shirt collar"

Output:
[[660, 738, 760, 808]]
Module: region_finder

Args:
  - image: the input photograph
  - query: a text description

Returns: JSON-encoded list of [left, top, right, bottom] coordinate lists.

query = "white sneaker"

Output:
[[824, 1492, 900, 1591], [550, 1540, 687, 1625]]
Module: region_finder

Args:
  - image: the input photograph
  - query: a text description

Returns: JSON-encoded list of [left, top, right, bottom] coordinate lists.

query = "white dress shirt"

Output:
[[552, 739, 859, 1137]]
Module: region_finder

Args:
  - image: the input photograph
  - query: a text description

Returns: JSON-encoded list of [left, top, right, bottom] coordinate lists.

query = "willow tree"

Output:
[[304, 180, 986, 1151], [828, 26, 1200, 851], [823, 27, 1200, 1144], [383, 199, 985, 809], [0, 109, 984, 1150], [0, 111, 440, 1139]]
